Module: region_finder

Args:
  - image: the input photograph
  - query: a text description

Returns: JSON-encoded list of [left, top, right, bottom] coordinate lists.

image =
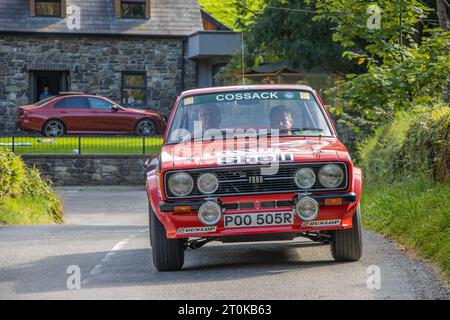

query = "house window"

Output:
[[115, 0, 150, 19], [122, 73, 146, 107], [35, 0, 61, 17], [121, 0, 146, 18]]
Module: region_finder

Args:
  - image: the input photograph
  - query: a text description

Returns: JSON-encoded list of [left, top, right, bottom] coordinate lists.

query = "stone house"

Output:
[[0, 0, 240, 132]]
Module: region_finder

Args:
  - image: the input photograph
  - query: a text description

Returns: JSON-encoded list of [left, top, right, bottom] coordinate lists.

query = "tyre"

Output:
[[43, 120, 65, 137], [331, 204, 363, 262], [135, 119, 156, 137], [149, 204, 185, 271]]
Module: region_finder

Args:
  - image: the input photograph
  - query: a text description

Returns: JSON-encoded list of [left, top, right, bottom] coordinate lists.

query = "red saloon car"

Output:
[[16, 93, 166, 137], [146, 85, 363, 271]]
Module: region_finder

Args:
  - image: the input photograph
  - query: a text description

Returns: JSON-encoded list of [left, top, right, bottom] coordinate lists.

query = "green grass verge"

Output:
[[361, 177, 450, 279], [1, 149, 64, 225], [0, 136, 163, 155], [0, 195, 62, 225]]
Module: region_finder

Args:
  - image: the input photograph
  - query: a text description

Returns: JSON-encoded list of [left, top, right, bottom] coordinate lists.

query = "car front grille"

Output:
[[164, 162, 348, 199], [223, 200, 294, 211]]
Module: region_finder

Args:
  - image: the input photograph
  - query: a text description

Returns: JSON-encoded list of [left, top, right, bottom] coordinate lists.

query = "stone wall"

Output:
[[21, 155, 149, 186], [0, 33, 197, 132]]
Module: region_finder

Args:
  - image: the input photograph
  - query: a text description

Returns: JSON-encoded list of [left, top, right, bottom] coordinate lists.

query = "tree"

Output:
[[199, 0, 265, 30], [310, 0, 450, 133], [240, 0, 357, 72], [436, 0, 449, 29]]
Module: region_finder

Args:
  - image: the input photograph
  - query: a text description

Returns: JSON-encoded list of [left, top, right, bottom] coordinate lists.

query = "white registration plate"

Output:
[[224, 212, 294, 228]]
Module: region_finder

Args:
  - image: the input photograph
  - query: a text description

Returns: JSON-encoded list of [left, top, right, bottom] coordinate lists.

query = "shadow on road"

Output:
[[0, 240, 340, 295]]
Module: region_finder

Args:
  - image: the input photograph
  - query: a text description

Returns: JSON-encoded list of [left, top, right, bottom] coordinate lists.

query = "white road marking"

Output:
[[82, 228, 148, 285]]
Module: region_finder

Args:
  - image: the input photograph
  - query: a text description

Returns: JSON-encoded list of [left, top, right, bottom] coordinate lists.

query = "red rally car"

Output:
[[146, 85, 363, 271]]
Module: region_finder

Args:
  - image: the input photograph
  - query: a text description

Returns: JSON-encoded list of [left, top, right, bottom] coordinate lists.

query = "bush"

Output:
[[0, 149, 63, 225], [357, 106, 450, 183], [401, 107, 450, 183]]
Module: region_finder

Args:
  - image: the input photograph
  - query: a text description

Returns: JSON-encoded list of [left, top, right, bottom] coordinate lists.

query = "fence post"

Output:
[[78, 136, 81, 155], [143, 136, 146, 155], [12, 135, 15, 153]]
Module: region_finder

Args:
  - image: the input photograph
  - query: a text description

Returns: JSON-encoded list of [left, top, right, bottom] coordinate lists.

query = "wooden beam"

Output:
[[29, 0, 35, 16], [114, 0, 121, 18], [146, 0, 151, 19], [61, 0, 66, 17]]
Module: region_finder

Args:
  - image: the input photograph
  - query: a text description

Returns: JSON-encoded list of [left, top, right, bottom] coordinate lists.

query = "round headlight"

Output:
[[319, 164, 344, 188], [294, 197, 319, 221], [198, 201, 222, 226], [168, 172, 194, 196], [294, 168, 316, 189], [197, 173, 219, 194]]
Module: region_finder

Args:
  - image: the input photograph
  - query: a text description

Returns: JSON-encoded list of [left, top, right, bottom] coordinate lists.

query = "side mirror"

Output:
[[111, 105, 119, 112], [144, 156, 159, 174]]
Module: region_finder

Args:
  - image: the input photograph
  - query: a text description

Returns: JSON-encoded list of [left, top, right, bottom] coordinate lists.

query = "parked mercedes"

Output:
[[16, 93, 166, 137]]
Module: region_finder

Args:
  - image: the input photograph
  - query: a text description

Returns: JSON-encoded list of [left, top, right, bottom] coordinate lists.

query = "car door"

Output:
[[87, 97, 130, 132], [53, 97, 92, 132]]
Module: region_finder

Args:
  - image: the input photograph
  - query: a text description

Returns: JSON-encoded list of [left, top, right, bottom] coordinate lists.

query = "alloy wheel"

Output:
[[45, 121, 64, 137], [137, 120, 156, 137]]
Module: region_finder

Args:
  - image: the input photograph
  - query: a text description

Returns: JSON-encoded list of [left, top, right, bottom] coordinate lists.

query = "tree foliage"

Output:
[[311, 0, 450, 133], [205, 0, 449, 137], [242, 0, 355, 71], [199, 0, 265, 30]]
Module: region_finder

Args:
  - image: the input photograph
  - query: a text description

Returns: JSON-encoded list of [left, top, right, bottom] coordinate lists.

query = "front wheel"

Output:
[[149, 205, 185, 271], [330, 204, 363, 262]]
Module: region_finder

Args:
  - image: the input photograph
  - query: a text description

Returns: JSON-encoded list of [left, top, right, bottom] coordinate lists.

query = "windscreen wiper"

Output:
[[283, 127, 323, 133], [262, 127, 324, 136]]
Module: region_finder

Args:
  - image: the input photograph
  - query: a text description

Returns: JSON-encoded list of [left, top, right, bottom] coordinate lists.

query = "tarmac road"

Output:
[[0, 187, 448, 300]]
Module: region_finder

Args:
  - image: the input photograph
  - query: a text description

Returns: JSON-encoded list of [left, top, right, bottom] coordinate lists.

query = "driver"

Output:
[[197, 103, 222, 133], [270, 105, 293, 134]]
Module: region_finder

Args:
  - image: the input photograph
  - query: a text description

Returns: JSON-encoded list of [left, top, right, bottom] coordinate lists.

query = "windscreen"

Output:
[[167, 90, 333, 144]]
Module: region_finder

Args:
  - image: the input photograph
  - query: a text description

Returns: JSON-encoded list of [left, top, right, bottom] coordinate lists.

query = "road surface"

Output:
[[0, 187, 448, 299]]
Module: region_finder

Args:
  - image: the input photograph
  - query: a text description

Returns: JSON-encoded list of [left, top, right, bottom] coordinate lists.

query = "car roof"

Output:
[[53, 93, 106, 99], [180, 84, 315, 97], [58, 92, 85, 96]]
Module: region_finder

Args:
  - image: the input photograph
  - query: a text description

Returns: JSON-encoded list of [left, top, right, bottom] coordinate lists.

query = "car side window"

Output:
[[65, 97, 91, 109], [54, 99, 67, 109], [88, 98, 113, 110]]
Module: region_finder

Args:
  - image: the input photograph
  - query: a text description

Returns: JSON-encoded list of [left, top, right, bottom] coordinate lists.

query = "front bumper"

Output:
[[160, 192, 357, 212], [157, 192, 358, 239]]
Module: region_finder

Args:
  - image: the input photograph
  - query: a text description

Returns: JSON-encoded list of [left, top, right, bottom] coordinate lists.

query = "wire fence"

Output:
[[0, 134, 164, 155]]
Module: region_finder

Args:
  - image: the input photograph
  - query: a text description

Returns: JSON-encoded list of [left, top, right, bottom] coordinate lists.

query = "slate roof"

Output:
[[0, 0, 204, 36]]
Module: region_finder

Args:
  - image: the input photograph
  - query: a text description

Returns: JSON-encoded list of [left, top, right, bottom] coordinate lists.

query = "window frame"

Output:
[[87, 97, 115, 111], [121, 72, 147, 108], [121, 0, 145, 19], [62, 97, 92, 109], [32, 0, 65, 18], [53, 98, 67, 109], [165, 90, 336, 145], [115, 0, 150, 20]]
